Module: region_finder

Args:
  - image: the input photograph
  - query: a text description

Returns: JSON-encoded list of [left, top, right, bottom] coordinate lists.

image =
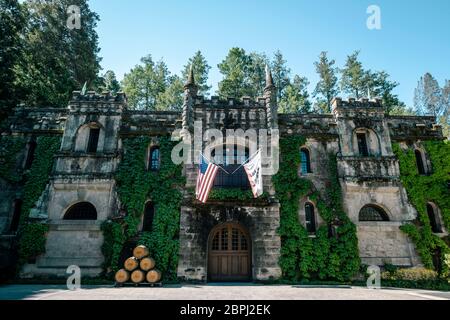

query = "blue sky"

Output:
[[90, 0, 450, 107]]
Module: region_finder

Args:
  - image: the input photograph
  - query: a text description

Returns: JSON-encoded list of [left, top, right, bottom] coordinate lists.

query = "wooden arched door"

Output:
[[208, 223, 251, 282]]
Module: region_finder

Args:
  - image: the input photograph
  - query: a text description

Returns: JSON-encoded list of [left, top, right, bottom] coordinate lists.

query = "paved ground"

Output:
[[0, 284, 449, 300]]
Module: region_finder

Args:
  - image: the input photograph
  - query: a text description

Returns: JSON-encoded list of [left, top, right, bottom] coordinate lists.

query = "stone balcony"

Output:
[[337, 155, 400, 181]]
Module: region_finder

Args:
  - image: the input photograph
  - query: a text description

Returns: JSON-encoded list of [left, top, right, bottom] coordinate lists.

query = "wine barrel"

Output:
[[114, 269, 129, 284], [146, 269, 162, 283], [140, 257, 156, 271], [124, 257, 139, 271], [133, 245, 149, 259], [131, 270, 145, 283]]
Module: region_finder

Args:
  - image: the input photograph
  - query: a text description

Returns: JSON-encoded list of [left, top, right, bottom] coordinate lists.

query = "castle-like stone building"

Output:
[[0, 69, 447, 282]]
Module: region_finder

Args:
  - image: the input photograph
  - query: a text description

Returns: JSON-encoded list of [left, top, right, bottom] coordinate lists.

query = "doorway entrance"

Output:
[[208, 223, 251, 282]]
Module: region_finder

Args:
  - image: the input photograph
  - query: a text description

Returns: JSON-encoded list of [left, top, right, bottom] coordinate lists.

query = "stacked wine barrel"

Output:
[[114, 245, 162, 286]]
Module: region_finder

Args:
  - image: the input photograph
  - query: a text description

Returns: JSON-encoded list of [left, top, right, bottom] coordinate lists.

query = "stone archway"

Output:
[[207, 222, 251, 282]]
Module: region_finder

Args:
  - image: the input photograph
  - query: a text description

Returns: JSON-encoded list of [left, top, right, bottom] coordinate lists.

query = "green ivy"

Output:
[[0, 135, 26, 183], [208, 188, 268, 201], [17, 136, 61, 267], [393, 141, 450, 277], [273, 136, 360, 281], [103, 136, 185, 281]]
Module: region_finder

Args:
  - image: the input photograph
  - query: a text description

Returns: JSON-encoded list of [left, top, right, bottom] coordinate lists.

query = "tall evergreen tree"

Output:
[[313, 51, 339, 113], [98, 70, 121, 95], [15, 0, 102, 107], [182, 51, 211, 96], [340, 51, 366, 99], [367, 70, 403, 113], [122, 55, 170, 110], [156, 75, 184, 111], [217, 47, 253, 99], [440, 80, 450, 139], [271, 50, 291, 101], [248, 52, 269, 98], [279, 75, 311, 114], [414, 73, 443, 117], [0, 0, 25, 123]]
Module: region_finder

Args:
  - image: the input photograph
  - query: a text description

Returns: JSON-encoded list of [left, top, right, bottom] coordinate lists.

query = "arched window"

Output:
[[359, 205, 389, 222], [300, 148, 312, 175], [142, 202, 155, 232], [427, 203, 442, 233], [305, 202, 316, 233], [357, 132, 369, 157], [212, 145, 250, 189], [86, 128, 100, 153], [9, 199, 22, 233], [149, 147, 160, 171], [415, 150, 426, 175], [24, 140, 37, 170], [64, 202, 97, 220]]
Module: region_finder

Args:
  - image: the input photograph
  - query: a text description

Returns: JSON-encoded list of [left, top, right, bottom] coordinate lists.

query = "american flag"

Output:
[[196, 154, 219, 203]]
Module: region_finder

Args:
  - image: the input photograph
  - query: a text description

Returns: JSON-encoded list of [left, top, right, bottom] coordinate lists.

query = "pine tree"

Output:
[[440, 80, 450, 139], [271, 50, 291, 101], [340, 51, 366, 99], [248, 52, 269, 98], [156, 75, 184, 111], [182, 51, 211, 96], [279, 75, 311, 114], [122, 55, 171, 110], [414, 73, 443, 117], [99, 70, 121, 95], [313, 51, 339, 113], [217, 47, 253, 99]]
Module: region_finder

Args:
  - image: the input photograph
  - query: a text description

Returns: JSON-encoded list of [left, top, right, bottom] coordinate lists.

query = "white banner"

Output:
[[244, 150, 263, 198]]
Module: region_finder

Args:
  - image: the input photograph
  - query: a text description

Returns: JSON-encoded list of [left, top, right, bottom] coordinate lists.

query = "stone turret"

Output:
[[263, 65, 278, 130], [182, 65, 198, 134]]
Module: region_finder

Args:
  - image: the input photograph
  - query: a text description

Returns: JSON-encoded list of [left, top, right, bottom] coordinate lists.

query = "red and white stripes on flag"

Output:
[[196, 154, 219, 203]]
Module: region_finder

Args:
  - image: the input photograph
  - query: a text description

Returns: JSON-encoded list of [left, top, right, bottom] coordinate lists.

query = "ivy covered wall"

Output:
[[0, 135, 61, 268], [393, 141, 450, 276], [101, 136, 184, 281], [273, 136, 360, 281]]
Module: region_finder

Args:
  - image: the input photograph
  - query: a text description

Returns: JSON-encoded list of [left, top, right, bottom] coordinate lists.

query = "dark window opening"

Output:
[[427, 203, 442, 233], [357, 133, 369, 157], [9, 199, 22, 233], [24, 141, 37, 170], [149, 147, 160, 171], [87, 128, 100, 153], [359, 205, 389, 221], [415, 150, 426, 175], [305, 203, 316, 233], [64, 202, 97, 220], [212, 145, 250, 189], [300, 148, 312, 174], [142, 202, 155, 232]]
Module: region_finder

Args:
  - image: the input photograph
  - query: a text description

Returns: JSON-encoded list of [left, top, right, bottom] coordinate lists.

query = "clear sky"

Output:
[[90, 0, 450, 107]]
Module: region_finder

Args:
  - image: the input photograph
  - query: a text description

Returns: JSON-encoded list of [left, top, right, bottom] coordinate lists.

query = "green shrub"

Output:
[[381, 267, 438, 281]]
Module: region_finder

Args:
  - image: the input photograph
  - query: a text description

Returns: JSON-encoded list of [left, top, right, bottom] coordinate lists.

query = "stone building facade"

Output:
[[0, 69, 446, 281]]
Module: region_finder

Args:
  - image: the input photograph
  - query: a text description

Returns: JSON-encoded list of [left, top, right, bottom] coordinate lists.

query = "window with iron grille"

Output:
[[64, 202, 97, 220], [300, 148, 311, 175], [149, 147, 160, 171], [359, 205, 389, 221], [87, 128, 100, 153]]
